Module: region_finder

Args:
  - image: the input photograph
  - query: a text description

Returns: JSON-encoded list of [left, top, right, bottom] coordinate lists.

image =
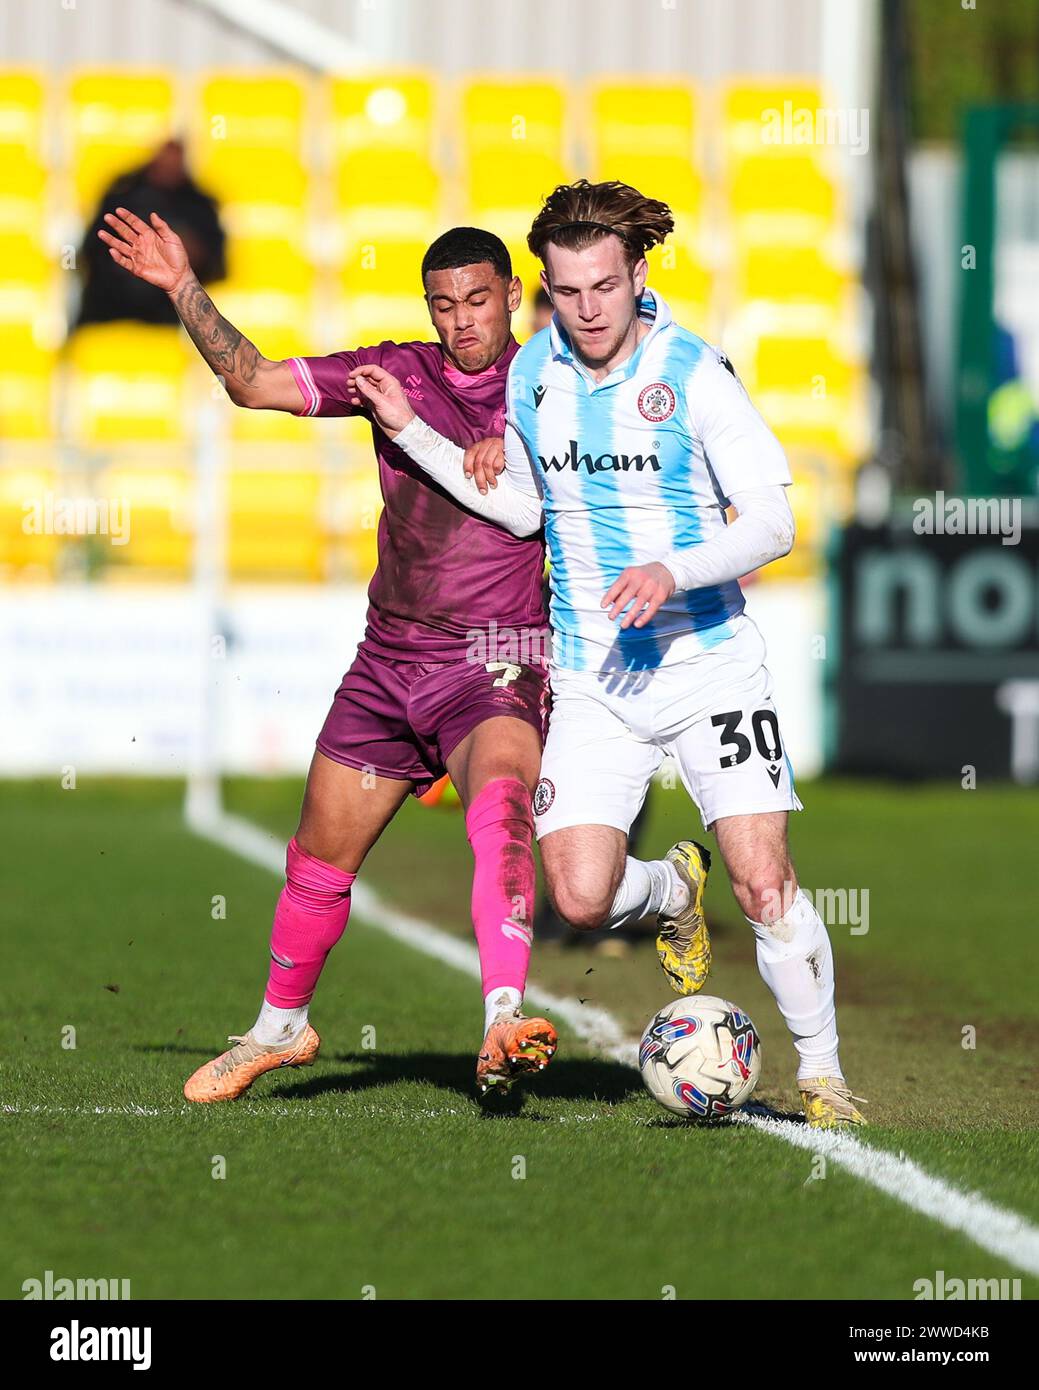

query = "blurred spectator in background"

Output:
[[75, 138, 226, 329], [531, 285, 554, 336]]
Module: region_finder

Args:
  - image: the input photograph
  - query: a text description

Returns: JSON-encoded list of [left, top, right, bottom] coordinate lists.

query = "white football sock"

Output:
[[484, 986, 523, 1034], [252, 1001, 309, 1047], [605, 857, 687, 932], [747, 889, 842, 1080]]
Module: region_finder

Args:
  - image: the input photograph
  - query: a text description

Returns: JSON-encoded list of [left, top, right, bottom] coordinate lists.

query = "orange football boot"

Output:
[[183, 1024, 320, 1103], [476, 1012, 557, 1097]]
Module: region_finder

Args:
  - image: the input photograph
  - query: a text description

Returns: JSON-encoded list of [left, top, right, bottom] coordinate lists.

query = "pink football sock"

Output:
[[465, 777, 536, 997], [264, 837, 355, 1008]]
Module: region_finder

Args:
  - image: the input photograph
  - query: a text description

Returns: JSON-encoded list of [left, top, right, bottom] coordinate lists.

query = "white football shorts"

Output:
[[532, 615, 803, 838]]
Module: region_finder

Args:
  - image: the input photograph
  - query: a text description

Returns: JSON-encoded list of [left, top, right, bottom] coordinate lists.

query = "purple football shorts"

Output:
[[316, 642, 550, 796]]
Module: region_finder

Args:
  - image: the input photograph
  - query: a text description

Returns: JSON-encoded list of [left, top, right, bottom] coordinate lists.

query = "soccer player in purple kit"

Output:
[[99, 207, 557, 1100]]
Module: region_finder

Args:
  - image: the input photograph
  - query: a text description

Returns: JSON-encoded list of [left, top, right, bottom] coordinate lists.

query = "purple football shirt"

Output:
[[288, 339, 546, 662]]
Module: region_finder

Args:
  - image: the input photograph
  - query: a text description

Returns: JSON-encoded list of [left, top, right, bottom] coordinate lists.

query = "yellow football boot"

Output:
[[799, 1076, 868, 1128], [656, 840, 712, 995]]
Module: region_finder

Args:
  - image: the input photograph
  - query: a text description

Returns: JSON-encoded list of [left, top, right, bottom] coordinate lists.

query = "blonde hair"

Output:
[[527, 179, 674, 267]]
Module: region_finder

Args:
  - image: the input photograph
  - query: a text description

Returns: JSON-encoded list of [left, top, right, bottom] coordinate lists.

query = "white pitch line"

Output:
[[181, 799, 1039, 1278], [739, 1113, 1039, 1278], [3, 1103, 165, 1118], [2, 1101, 622, 1124]]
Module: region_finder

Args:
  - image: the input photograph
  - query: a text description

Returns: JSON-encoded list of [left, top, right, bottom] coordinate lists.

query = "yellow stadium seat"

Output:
[[341, 237, 427, 299], [0, 456, 60, 575], [728, 155, 838, 240], [0, 71, 46, 157], [199, 149, 308, 240], [752, 335, 853, 396], [736, 243, 848, 306], [588, 81, 696, 163], [214, 289, 311, 358], [200, 148, 309, 205], [466, 150, 567, 287], [335, 461, 383, 579], [334, 148, 441, 250], [223, 237, 314, 291], [67, 71, 176, 212], [747, 335, 866, 463], [213, 240, 313, 349], [339, 297, 432, 349], [0, 233, 50, 283], [65, 324, 191, 443], [194, 74, 309, 237], [773, 414, 866, 465], [644, 244, 712, 329], [467, 148, 567, 211], [328, 72, 435, 156], [230, 404, 320, 443], [0, 346, 54, 438], [0, 154, 47, 235], [196, 73, 305, 157], [461, 77, 566, 158], [335, 147, 440, 213], [95, 461, 193, 574], [723, 80, 825, 163], [0, 236, 60, 355], [227, 463, 324, 580]]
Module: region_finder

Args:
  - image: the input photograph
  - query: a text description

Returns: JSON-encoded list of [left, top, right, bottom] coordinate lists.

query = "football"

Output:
[[639, 995, 761, 1119]]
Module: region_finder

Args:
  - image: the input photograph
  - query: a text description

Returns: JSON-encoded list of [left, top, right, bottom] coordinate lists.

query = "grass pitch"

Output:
[[2, 776, 1037, 1299]]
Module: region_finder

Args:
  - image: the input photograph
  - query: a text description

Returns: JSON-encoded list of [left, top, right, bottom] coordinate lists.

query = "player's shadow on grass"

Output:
[[741, 1098, 805, 1123], [265, 1050, 642, 1105], [639, 1099, 804, 1129]]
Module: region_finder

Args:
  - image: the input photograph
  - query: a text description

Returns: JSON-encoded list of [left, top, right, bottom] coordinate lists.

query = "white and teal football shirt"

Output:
[[503, 290, 792, 672]]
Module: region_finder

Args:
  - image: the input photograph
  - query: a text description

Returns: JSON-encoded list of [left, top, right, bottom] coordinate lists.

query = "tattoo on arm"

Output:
[[171, 274, 263, 392]]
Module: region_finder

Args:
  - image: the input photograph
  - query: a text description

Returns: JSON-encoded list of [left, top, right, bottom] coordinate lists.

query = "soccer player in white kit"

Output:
[[349, 180, 865, 1128]]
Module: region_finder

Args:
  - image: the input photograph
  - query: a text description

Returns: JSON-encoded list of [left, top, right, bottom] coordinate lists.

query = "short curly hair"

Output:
[[527, 179, 674, 267]]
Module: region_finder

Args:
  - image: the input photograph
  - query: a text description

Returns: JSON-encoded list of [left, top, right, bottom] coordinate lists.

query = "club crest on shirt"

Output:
[[638, 382, 676, 422], [532, 778, 555, 816], [491, 406, 507, 435]]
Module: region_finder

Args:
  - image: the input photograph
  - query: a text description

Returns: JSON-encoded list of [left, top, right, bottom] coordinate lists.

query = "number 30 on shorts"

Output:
[[711, 708, 784, 773]]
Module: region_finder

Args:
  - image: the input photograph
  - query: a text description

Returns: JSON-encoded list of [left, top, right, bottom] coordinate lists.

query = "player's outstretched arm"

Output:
[[98, 208, 302, 412], [348, 364, 543, 538]]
